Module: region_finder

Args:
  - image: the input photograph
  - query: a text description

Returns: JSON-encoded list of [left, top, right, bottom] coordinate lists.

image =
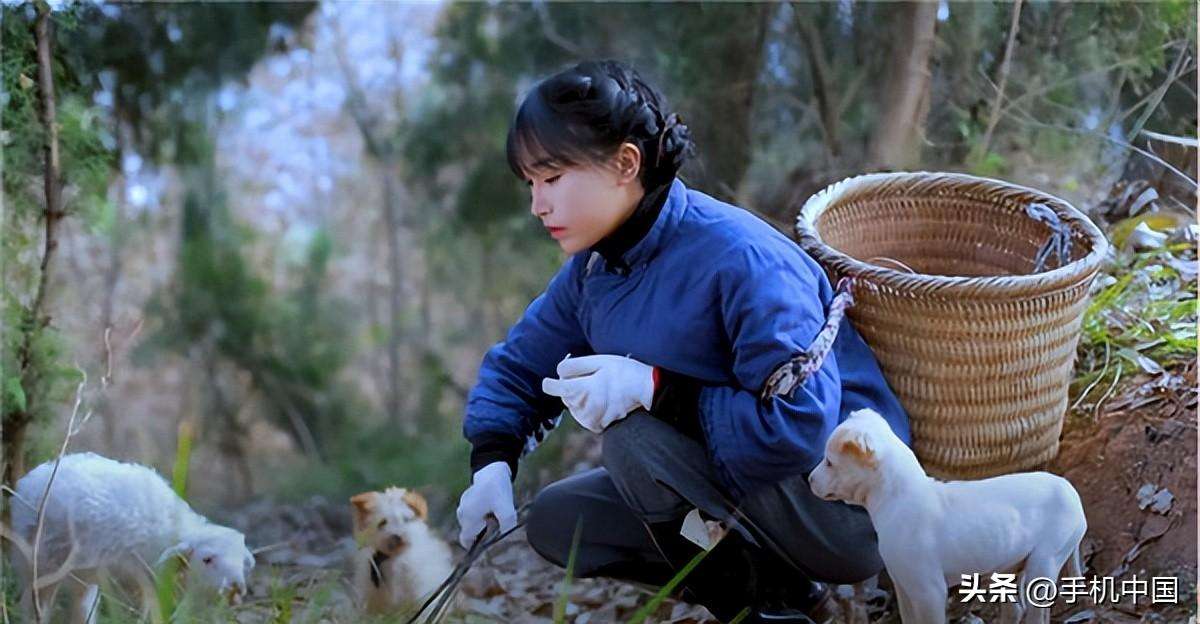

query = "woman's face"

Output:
[[526, 145, 644, 255]]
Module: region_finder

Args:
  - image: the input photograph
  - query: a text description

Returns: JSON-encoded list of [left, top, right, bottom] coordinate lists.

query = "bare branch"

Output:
[[980, 69, 1198, 190], [836, 68, 867, 121], [1, 501, 82, 623], [1141, 130, 1199, 148], [792, 2, 841, 161], [1128, 42, 1191, 142], [532, 2, 586, 58], [998, 40, 1183, 120], [28, 0, 65, 327], [975, 0, 1023, 160], [99, 318, 142, 390], [1009, 109, 1197, 190], [30, 366, 93, 621]]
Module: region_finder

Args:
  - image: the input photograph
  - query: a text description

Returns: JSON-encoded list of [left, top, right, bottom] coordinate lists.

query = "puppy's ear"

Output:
[[402, 490, 428, 521], [839, 431, 879, 469], [350, 492, 378, 532]]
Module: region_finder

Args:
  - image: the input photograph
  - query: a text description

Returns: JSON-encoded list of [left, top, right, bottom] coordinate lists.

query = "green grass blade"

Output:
[[171, 420, 194, 499], [157, 420, 195, 622], [554, 517, 584, 624], [624, 547, 710, 624]]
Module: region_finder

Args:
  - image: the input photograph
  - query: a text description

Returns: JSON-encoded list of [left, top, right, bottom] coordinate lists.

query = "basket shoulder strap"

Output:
[[759, 277, 856, 403]]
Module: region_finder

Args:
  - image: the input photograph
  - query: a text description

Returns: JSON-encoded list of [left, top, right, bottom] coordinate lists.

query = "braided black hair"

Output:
[[506, 60, 695, 192]]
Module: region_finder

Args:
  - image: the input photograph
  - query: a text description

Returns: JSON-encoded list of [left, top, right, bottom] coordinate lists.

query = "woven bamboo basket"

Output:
[[795, 172, 1109, 479]]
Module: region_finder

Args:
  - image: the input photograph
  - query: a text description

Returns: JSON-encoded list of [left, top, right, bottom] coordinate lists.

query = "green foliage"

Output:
[[4, 375, 27, 412], [60, 2, 315, 167], [1, 8, 46, 221], [291, 577, 339, 624], [273, 422, 470, 522], [265, 574, 297, 624], [1, 294, 87, 467], [933, 1, 1196, 173], [1, 3, 117, 473], [967, 150, 1009, 178], [1071, 241, 1197, 412], [0, 557, 18, 623], [412, 3, 772, 197], [1, 6, 114, 228], [142, 163, 362, 458], [0, 0, 316, 479], [170, 421, 194, 498]]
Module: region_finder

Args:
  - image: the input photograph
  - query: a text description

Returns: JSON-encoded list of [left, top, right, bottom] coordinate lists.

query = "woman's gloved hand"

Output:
[[541, 354, 655, 433], [455, 461, 517, 549]]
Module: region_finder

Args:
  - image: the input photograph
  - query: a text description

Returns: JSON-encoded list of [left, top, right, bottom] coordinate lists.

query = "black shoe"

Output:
[[753, 548, 843, 624], [752, 582, 841, 624], [643, 519, 759, 622]]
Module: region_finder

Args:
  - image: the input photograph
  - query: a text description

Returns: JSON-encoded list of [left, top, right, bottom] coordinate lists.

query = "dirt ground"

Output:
[[1044, 360, 1198, 624]]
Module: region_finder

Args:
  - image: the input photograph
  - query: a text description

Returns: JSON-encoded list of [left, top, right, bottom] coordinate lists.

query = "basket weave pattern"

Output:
[[796, 172, 1109, 479]]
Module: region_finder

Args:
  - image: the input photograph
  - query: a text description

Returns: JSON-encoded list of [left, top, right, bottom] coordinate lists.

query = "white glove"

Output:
[[455, 461, 517, 549], [541, 354, 655, 434]]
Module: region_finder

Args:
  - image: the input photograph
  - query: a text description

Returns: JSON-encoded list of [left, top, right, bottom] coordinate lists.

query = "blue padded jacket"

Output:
[[464, 178, 912, 500]]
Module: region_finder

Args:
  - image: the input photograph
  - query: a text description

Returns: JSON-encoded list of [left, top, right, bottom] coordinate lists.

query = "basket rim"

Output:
[[795, 171, 1111, 300]]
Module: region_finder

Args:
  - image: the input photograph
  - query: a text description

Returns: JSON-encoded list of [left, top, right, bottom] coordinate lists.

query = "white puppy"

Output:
[[808, 409, 1086, 624]]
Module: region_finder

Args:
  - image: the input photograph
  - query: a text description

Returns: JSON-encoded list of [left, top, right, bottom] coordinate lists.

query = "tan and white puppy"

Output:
[[350, 487, 455, 618], [808, 409, 1086, 624]]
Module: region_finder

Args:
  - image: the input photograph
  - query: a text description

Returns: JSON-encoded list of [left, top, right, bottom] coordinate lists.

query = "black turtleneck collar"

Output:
[[590, 178, 673, 275]]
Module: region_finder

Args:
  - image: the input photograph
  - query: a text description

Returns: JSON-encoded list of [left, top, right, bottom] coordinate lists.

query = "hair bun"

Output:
[[547, 72, 594, 105]]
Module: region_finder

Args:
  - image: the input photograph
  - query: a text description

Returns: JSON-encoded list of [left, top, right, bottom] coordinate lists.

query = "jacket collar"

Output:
[[589, 177, 687, 275]]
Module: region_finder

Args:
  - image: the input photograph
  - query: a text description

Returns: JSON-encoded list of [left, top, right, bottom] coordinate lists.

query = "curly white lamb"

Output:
[[10, 452, 255, 623]]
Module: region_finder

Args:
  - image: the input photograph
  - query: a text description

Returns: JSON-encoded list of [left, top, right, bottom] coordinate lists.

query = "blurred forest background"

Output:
[[1, 1, 1196, 622]]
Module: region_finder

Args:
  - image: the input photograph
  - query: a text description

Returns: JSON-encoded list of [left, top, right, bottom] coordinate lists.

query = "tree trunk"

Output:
[[206, 357, 254, 500], [417, 215, 432, 355], [795, 4, 841, 162], [867, 1, 938, 170], [365, 225, 390, 415], [4, 0, 66, 491], [668, 3, 773, 198], [98, 101, 130, 453], [480, 239, 497, 348], [380, 164, 411, 433], [334, 31, 413, 434]]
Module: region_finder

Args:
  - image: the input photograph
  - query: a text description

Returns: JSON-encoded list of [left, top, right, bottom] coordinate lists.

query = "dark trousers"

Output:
[[525, 411, 884, 592]]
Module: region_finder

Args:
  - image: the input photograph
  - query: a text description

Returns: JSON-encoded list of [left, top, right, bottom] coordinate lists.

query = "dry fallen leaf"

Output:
[[1126, 221, 1170, 250], [1135, 483, 1174, 514], [1149, 488, 1174, 514], [1136, 483, 1158, 509]]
